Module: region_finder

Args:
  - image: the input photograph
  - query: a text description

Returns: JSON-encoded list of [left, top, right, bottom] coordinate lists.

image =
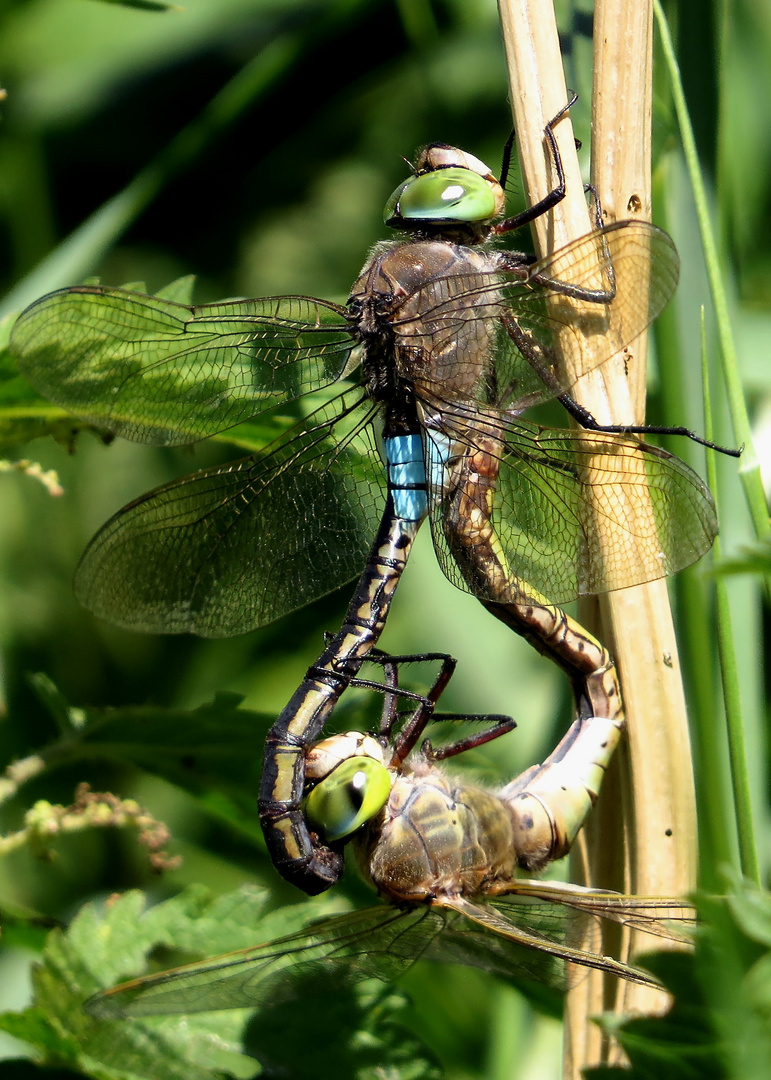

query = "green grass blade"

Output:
[[654, 0, 770, 566], [702, 314, 760, 884]]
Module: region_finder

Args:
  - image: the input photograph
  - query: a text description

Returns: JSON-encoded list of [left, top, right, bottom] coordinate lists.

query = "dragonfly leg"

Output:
[[421, 714, 517, 761], [314, 648, 461, 764], [553, 390, 742, 455], [307, 659, 435, 719], [500, 257, 740, 456], [500, 711, 625, 871], [259, 507, 422, 895], [385, 653, 457, 765], [337, 649, 517, 768], [493, 94, 577, 234], [323, 648, 460, 741]]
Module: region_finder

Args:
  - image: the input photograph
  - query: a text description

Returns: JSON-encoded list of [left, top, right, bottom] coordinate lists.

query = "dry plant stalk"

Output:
[[497, 0, 697, 1074]]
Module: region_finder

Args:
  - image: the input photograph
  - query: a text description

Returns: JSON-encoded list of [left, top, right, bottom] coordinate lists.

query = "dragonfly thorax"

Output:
[[350, 239, 501, 409], [360, 764, 519, 903]]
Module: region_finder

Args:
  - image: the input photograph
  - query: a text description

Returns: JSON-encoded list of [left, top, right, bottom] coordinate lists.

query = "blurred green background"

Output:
[[0, 1, 768, 1077]]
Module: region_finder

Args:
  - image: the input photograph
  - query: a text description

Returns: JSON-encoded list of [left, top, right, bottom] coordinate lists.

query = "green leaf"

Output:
[[56, 692, 269, 792], [154, 276, 196, 304], [24, 689, 272, 838], [0, 886, 440, 1080], [0, 888, 264, 1079], [710, 539, 771, 580], [243, 980, 441, 1080], [587, 882, 771, 1080], [0, 313, 80, 453]]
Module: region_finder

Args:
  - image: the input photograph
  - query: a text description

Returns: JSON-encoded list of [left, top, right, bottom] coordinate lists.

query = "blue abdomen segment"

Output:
[[385, 434, 428, 522]]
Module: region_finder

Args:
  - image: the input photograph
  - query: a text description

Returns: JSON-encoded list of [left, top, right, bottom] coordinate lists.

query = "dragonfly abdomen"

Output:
[[384, 434, 429, 522]]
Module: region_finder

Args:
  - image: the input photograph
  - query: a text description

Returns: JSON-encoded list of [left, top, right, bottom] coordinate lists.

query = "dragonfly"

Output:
[[10, 102, 733, 894], [85, 650, 694, 1019]]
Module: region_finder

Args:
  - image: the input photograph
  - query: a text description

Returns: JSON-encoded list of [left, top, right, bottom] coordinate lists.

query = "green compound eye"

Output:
[[305, 757, 390, 842], [384, 167, 498, 226]]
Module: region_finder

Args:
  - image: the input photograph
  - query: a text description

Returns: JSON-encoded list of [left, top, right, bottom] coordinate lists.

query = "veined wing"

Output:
[[392, 221, 678, 414], [85, 883, 686, 1020], [432, 887, 692, 990], [504, 879, 696, 941], [74, 389, 384, 636], [10, 287, 355, 446], [85, 904, 444, 1019], [425, 414, 717, 606]]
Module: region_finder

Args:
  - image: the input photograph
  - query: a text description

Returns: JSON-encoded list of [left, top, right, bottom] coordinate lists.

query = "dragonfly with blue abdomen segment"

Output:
[[10, 102, 735, 893], [84, 651, 694, 1019]]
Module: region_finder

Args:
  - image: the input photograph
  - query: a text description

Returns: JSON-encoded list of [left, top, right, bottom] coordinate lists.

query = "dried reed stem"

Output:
[[497, 0, 697, 1073]]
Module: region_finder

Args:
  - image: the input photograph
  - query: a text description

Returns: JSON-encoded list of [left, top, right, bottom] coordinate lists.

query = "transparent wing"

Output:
[[393, 220, 679, 412], [85, 884, 691, 1020], [85, 905, 443, 1019], [74, 391, 385, 636], [503, 879, 696, 941], [431, 896, 654, 988], [10, 287, 355, 446], [425, 416, 717, 605], [433, 884, 694, 990]]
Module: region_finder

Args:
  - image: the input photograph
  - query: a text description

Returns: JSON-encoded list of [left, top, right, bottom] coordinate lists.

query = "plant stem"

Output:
[[654, 0, 771, 578], [498, 1, 697, 1073], [702, 321, 760, 885]]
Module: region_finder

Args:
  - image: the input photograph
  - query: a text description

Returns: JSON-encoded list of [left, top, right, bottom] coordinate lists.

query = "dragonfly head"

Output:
[[304, 732, 391, 843], [384, 143, 505, 242]]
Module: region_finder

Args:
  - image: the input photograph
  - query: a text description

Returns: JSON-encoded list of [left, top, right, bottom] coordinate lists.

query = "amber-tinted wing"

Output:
[[423, 415, 716, 606], [392, 220, 679, 414]]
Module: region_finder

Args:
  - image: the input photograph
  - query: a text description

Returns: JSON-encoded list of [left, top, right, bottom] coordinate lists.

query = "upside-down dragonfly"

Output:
[[85, 650, 693, 1019], [10, 103, 731, 893]]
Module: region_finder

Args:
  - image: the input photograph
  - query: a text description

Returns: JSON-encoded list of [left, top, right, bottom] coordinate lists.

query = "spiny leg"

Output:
[[337, 648, 502, 767], [420, 714, 518, 762], [358, 649, 518, 766], [323, 647, 462, 738]]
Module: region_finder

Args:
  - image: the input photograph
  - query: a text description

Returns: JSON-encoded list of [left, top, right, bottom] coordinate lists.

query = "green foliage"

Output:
[[712, 539, 771, 580], [586, 878, 771, 1080], [0, 885, 443, 1080], [96, 2, 184, 11]]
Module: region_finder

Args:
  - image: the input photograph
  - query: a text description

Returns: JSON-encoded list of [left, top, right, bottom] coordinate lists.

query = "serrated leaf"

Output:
[[0, 312, 104, 452], [0, 886, 440, 1080], [154, 276, 196, 304], [588, 884, 771, 1080]]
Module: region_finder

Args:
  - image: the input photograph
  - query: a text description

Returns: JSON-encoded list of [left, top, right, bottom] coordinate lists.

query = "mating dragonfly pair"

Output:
[[11, 102, 728, 1010], [85, 649, 693, 1017]]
